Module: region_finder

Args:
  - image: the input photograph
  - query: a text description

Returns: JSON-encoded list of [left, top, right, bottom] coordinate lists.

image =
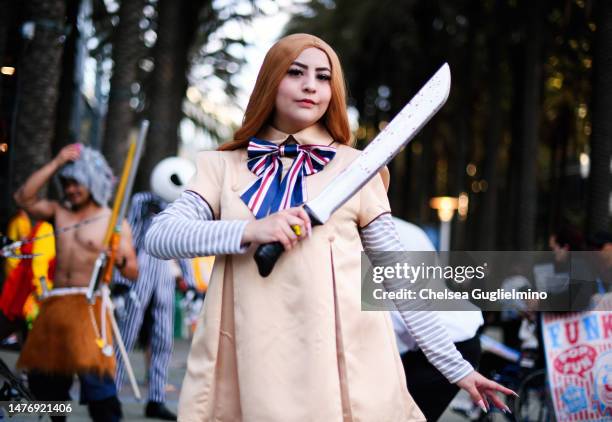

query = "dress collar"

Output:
[[256, 123, 335, 147]]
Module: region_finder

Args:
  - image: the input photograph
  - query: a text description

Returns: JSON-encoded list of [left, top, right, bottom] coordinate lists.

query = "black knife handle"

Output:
[[254, 206, 322, 277], [254, 241, 285, 277]]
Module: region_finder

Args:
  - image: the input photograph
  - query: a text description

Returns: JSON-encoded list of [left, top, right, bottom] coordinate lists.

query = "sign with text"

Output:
[[542, 295, 612, 421]]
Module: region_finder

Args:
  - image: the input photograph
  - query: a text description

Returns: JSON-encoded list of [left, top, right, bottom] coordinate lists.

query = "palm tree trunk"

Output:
[[516, 2, 542, 250], [11, 0, 66, 194], [451, 11, 476, 251], [102, 0, 145, 176], [53, 0, 80, 154], [0, 0, 12, 103], [136, 0, 207, 191], [0, 0, 18, 225], [478, 0, 504, 250], [549, 103, 571, 231], [502, 41, 526, 250], [587, 0, 612, 237]]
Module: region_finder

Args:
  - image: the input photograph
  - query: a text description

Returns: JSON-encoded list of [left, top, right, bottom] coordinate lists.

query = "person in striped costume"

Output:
[[145, 34, 514, 421], [114, 158, 195, 420]]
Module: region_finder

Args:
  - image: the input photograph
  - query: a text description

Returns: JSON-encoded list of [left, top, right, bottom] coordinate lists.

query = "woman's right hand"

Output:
[[242, 207, 311, 251]]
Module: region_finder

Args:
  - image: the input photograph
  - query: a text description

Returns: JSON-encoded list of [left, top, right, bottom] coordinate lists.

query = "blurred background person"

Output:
[[391, 217, 484, 421], [113, 157, 195, 420], [0, 208, 55, 344], [13, 144, 138, 422]]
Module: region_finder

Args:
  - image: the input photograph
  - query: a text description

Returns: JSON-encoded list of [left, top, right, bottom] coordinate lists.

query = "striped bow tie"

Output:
[[241, 136, 336, 219]]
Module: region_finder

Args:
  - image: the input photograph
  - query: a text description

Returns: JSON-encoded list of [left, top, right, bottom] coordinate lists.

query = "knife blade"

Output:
[[255, 63, 451, 276]]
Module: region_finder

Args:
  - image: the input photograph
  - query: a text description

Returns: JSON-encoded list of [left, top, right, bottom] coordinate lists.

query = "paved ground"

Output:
[[0, 339, 188, 421], [0, 338, 475, 421]]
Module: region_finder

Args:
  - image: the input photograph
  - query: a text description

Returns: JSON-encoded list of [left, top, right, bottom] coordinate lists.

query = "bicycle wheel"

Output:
[[514, 369, 554, 422]]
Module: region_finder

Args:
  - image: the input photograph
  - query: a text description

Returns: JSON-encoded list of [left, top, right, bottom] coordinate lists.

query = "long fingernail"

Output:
[[477, 400, 488, 414], [512, 391, 520, 398], [504, 404, 512, 414]]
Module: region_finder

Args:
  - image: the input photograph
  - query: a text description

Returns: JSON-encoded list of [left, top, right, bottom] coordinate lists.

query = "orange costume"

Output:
[[1, 216, 55, 325]]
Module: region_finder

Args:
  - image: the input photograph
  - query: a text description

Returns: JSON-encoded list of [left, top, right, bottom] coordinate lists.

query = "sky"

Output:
[[81, 0, 304, 153], [232, 0, 296, 111], [180, 0, 297, 153], [180, 0, 363, 153]]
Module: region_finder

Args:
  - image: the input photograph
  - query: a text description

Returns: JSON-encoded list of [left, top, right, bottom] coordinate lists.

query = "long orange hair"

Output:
[[219, 33, 351, 151]]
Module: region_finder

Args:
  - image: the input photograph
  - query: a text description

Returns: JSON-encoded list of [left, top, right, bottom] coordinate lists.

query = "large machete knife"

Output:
[[255, 63, 451, 277]]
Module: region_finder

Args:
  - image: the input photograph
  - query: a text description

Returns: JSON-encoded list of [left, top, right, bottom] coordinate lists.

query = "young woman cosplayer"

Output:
[[145, 33, 514, 421]]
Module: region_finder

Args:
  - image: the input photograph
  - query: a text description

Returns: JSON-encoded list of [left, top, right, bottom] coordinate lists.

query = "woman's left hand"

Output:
[[455, 370, 518, 413]]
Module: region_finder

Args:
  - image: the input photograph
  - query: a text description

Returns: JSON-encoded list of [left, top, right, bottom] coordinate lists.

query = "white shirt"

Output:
[[390, 218, 483, 354]]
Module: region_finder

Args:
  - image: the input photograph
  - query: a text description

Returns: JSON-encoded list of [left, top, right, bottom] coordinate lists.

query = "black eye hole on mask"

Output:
[[170, 174, 182, 186]]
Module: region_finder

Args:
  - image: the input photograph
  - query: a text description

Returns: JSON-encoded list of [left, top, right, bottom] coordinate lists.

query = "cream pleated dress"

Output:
[[178, 124, 425, 422]]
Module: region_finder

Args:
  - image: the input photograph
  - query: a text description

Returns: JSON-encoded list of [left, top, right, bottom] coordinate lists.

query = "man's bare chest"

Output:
[[55, 210, 109, 254]]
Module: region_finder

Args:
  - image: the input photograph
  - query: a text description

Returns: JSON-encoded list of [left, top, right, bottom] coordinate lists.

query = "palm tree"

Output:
[[587, 0, 612, 237], [135, 0, 207, 190], [53, 0, 80, 154], [477, 0, 504, 250], [0, 0, 12, 103], [102, 0, 146, 176], [135, 0, 252, 190], [516, 2, 542, 250], [11, 0, 67, 193], [0, 0, 19, 225]]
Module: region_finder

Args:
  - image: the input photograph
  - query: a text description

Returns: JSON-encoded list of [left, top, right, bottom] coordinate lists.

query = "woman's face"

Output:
[[272, 47, 332, 133]]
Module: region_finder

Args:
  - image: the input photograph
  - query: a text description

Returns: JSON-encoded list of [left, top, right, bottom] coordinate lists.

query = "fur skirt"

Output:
[[17, 293, 115, 377]]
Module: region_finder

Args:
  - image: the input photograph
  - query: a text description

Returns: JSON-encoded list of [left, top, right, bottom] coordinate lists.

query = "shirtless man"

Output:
[[13, 144, 137, 422]]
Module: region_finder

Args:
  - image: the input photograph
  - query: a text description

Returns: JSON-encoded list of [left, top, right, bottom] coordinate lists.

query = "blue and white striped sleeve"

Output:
[[359, 214, 474, 384], [144, 190, 248, 259]]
